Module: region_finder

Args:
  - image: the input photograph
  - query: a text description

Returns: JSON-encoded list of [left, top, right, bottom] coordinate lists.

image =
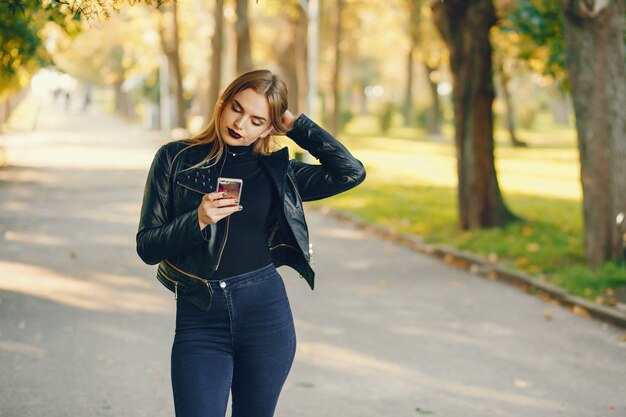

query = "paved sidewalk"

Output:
[[1, 94, 625, 417]]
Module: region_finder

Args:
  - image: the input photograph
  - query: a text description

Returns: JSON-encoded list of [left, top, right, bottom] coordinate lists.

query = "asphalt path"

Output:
[[1, 95, 625, 417]]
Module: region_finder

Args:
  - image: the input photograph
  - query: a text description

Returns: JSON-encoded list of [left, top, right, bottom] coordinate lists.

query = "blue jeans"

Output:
[[171, 264, 297, 417]]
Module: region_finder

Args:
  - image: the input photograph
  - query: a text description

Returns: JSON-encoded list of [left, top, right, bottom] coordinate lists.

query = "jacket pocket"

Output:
[[157, 260, 214, 311]]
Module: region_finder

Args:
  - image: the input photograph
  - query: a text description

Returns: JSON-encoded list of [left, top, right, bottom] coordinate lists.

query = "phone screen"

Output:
[[217, 178, 243, 200]]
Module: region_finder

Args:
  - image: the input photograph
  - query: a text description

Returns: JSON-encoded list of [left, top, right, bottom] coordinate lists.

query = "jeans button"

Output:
[[219, 281, 226, 289]]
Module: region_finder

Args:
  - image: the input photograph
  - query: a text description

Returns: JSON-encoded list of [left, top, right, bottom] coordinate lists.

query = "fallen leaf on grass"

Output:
[[526, 243, 540, 252]]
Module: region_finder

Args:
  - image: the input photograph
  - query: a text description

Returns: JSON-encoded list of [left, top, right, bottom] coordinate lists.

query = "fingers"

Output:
[[199, 192, 242, 224], [205, 191, 227, 202], [282, 109, 296, 130], [204, 192, 238, 207], [211, 205, 243, 215], [215, 198, 238, 208]]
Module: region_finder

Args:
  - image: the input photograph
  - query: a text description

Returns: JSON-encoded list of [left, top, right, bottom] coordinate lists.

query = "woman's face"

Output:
[[219, 88, 273, 147]]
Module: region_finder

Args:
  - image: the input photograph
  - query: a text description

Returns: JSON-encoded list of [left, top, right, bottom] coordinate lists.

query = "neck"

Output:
[[226, 143, 254, 156]]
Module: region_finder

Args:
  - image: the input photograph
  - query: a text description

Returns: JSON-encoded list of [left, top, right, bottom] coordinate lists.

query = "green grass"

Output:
[[291, 114, 625, 306]]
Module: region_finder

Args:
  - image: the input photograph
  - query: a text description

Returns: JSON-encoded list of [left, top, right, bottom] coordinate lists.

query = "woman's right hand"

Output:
[[197, 191, 242, 229]]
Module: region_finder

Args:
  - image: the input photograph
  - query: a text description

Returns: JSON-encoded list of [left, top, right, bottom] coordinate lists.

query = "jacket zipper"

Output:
[[163, 260, 213, 296], [164, 259, 209, 283], [158, 265, 180, 300], [213, 216, 231, 271], [269, 243, 301, 252], [176, 177, 229, 272]]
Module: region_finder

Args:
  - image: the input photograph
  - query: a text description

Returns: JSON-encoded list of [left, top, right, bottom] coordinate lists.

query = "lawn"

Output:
[[280, 114, 626, 306]]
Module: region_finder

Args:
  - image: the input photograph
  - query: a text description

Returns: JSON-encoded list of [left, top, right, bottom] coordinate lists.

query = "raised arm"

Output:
[[286, 114, 366, 201]]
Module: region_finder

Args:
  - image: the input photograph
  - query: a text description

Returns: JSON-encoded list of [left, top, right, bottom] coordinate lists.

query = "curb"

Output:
[[315, 206, 626, 330]]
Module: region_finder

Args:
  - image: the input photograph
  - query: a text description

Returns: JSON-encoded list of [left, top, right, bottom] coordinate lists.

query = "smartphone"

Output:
[[217, 177, 243, 202]]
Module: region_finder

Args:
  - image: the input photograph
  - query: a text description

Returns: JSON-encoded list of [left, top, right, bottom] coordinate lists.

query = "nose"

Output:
[[233, 114, 247, 130]]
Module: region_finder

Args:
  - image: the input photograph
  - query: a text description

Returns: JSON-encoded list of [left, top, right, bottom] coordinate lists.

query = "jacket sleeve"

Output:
[[136, 144, 208, 265], [286, 114, 366, 202]]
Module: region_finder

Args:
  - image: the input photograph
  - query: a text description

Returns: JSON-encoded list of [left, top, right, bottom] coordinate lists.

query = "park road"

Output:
[[0, 94, 625, 417]]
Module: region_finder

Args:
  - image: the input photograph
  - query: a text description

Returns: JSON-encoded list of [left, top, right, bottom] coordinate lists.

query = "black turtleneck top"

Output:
[[211, 143, 277, 280]]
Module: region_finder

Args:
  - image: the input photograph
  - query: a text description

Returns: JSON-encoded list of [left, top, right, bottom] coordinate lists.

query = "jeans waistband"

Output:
[[208, 263, 277, 288]]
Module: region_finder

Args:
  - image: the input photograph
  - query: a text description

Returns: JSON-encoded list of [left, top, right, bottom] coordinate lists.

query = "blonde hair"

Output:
[[177, 69, 290, 170]]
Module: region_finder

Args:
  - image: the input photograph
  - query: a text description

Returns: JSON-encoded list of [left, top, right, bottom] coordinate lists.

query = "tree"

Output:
[[327, 0, 345, 136], [508, 0, 626, 265], [418, 5, 446, 136], [561, 0, 626, 265], [432, 0, 516, 229], [158, 1, 185, 128], [235, 0, 253, 74], [273, 3, 307, 116], [404, 0, 421, 127], [0, 0, 80, 96], [491, 26, 527, 147], [207, 0, 224, 118]]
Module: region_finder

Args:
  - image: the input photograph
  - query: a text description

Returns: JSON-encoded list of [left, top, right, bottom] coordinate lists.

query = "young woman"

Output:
[[136, 69, 366, 417]]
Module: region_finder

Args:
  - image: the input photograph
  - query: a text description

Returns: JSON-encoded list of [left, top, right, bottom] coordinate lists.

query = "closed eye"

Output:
[[232, 105, 263, 126]]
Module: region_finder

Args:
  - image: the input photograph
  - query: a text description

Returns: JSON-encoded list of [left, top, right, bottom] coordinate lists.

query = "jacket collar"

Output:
[[177, 142, 290, 195], [259, 147, 289, 197]]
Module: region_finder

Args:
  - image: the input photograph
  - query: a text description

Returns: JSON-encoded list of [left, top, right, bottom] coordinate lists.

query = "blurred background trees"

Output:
[[2, 0, 625, 271]]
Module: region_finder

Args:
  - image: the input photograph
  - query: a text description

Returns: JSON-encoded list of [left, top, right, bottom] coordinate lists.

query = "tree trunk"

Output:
[[294, 5, 308, 115], [277, 12, 299, 115], [404, 47, 415, 126], [423, 61, 442, 136], [158, 2, 185, 129], [496, 62, 525, 147], [235, 0, 252, 74], [328, 0, 344, 135], [208, 0, 224, 119], [561, 0, 626, 265], [432, 0, 516, 229], [404, 0, 421, 126]]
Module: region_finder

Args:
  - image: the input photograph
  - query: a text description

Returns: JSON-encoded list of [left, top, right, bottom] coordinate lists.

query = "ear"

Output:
[[260, 127, 273, 139]]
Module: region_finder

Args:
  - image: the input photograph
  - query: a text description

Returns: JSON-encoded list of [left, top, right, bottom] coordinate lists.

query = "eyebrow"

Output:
[[233, 99, 267, 122]]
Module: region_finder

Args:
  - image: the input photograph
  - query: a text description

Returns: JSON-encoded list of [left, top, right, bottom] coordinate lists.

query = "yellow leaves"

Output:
[[526, 242, 540, 252], [571, 305, 591, 318], [521, 226, 533, 236]]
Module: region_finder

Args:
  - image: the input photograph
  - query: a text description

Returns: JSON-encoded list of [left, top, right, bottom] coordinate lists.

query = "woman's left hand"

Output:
[[280, 109, 296, 131], [266, 110, 296, 138]]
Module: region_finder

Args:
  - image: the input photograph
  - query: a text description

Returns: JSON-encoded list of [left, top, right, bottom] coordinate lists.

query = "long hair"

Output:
[[177, 69, 290, 170]]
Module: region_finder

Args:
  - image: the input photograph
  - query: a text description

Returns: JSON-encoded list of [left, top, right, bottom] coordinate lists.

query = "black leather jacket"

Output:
[[136, 114, 366, 311]]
